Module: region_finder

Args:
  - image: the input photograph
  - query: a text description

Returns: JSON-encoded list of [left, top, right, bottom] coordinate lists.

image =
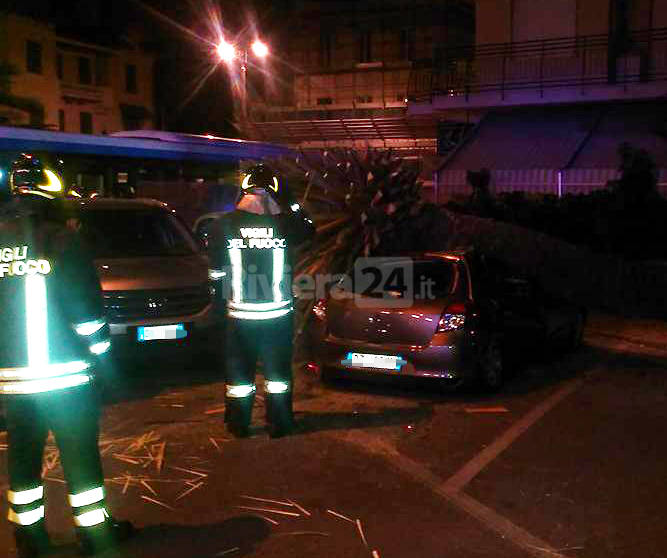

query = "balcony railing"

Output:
[[409, 27, 667, 102]]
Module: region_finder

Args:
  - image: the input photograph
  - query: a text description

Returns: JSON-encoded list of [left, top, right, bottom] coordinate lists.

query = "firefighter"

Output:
[[208, 164, 315, 438], [0, 154, 133, 557]]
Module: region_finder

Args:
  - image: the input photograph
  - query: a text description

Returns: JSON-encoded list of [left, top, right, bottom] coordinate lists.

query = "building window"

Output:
[[56, 53, 64, 80], [58, 110, 65, 131], [26, 41, 43, 74], [355, 95, 373, 104], [400, 28, 416, 61], [126, 64, 138, 94], [359, 30, 372, 63], [80, 112, 93, 134], [78, 57, 92, 85], [320, 30, 333, 68], [316, 97, 333, 105], [95, 57, 109, 86]]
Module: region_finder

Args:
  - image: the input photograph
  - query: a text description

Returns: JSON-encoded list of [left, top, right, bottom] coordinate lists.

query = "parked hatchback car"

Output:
[[309, 248, 585, 391], [70, 198, 217, 352]]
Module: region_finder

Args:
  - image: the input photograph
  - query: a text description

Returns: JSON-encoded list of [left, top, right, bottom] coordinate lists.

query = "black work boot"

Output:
[[224, 396, 254, 439], [77, 517, 134, 556], [266, 391, 294, 438], [14, 521, 52, 558]]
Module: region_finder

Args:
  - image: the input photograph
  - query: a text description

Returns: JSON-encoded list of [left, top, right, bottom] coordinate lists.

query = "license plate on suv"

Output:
[[137, 324, 187, 342], [342, 352, 406, 370]]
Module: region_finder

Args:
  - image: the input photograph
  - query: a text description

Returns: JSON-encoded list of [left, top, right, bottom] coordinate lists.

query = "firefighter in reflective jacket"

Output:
[[0, 155, 133, 557], [208, 164, 315, 438]]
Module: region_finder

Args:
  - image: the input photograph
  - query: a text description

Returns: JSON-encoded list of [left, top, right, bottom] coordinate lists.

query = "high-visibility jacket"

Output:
[[208, 208, 314, 320], [0, 199, 110, 395]]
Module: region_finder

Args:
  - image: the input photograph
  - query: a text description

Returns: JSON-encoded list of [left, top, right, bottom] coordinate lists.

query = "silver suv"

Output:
[[72, 198, 216, 351]]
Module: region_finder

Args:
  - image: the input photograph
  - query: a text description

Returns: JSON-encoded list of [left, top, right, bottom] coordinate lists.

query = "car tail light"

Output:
[[306, 362, 320, 374], [312, 298, 327, 321], [437, 302, 466, 332]]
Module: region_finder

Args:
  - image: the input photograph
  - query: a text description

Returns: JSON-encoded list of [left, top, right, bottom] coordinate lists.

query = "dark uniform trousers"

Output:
[[4, 383, 107, 532], [224, 313, 294, 433]]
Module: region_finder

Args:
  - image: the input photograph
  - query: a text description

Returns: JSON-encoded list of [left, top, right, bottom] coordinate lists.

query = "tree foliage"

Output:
[[273, 148, 450, 277]]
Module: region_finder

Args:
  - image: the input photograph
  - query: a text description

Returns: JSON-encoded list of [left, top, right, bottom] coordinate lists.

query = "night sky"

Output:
[[7, 0, 291, 136]]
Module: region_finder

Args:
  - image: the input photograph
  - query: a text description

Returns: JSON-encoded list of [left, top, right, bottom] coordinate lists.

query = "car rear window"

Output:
[[412, 260, 457, 297], [78, 208, 199, 258], [339, 258, 457, 299]]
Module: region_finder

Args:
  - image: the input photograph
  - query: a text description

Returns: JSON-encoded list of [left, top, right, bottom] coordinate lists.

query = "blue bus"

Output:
[[0, 127, 292, 224]]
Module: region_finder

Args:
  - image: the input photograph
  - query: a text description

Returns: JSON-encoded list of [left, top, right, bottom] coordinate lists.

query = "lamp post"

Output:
[[216, 38, 269, 122]]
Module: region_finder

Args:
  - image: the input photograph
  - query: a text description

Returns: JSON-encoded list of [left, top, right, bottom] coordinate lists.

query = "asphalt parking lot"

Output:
[[1, 315, 666, 558]]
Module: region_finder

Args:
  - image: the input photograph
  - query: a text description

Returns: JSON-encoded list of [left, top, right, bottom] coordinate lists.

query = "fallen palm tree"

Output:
[[272, 148, 450, 332]]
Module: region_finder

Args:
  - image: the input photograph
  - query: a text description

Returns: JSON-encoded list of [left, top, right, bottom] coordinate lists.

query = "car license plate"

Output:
[[137, 324, 187, 342], [342, 352, 406, 370]]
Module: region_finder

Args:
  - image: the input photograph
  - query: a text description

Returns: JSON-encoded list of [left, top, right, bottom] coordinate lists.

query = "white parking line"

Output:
[[442, 378, 583, 494], [335, 429, 566, 558], [332, 377, 587, 558]]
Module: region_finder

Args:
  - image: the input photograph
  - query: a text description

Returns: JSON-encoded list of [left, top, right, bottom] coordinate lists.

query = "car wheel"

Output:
[[477, 334, 504, 392], [320, 367, 337, 384], [568, 312, 585, 351]]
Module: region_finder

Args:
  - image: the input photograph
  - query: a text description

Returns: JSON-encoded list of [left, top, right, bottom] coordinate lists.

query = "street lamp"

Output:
[[251, 39, 269, 59], [216, 36, 270, 121], [216, 39, 237, 64]]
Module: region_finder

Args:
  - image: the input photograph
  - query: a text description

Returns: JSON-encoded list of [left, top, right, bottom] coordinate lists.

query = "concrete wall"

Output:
[[475, 0, 512, 44], [476, 0, 667, 45], [576, 0, 611, 36], [655, 0, 667, 27], [512, 0, 577, 43]]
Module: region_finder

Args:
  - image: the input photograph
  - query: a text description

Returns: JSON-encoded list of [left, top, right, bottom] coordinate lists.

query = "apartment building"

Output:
[[407, 0, 667, 200], [0, 12, 155, 134], [244, 0, 474, 160]]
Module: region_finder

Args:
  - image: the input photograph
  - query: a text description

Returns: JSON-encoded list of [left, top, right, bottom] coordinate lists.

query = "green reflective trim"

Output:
[[0, 360, 90, 381], [228, 248, 243, 304], [228, 300, 290, 312], [265, 381, 290, 394], [7, 486, 43, 505], [89, 341, 111, 355], [272, 248, 285, 304], [226, 384, 256, 398], [69, 487, 105, 508], [25, 274, 48, 368], [209, 269, 227, 280], [8, 506, 44, 526], [228, 308, 292, 320], [75, 319, 106, 336], [0, 373, 91, 394], [73, 508, 108, 527]]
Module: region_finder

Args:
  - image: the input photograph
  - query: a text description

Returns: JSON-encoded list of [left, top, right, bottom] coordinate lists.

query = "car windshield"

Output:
[[339, 258, 457, 298], [78, 208, 199, 258]]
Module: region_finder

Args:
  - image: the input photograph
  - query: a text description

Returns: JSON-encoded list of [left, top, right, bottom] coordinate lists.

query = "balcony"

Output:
[[60, 82, 111, 106], [409, 28, 667, 112]]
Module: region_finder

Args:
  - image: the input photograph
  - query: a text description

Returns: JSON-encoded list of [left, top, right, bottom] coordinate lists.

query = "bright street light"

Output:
[[251, 39, 269, 59], [216, 34, 270, 121], [216, 39, 236, 63]]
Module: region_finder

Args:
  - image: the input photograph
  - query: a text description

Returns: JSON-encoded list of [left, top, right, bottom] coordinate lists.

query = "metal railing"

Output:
[[409, 28, 667, 102], [435, 168, 667, 201]]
